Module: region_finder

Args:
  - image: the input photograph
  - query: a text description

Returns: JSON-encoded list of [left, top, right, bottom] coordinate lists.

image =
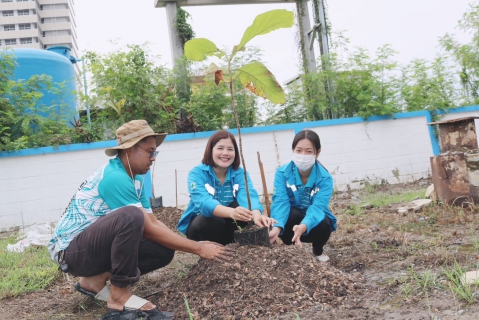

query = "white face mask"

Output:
[[292, 153, 316, 172]]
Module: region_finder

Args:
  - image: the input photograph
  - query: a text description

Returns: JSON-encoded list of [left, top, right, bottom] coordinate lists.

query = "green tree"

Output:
[[288, 38, 401, 121], [439, 3, 479, 105], [399, 56, 458, 112], [81, 44, 178, 136]]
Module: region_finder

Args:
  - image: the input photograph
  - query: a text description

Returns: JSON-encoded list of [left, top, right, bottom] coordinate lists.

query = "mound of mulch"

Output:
[[153, 207, 184, 232], [155, 244, 364, 320]]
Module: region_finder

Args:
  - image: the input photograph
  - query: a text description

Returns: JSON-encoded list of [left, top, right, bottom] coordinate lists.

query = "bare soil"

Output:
[[1, 181, 479, 319]]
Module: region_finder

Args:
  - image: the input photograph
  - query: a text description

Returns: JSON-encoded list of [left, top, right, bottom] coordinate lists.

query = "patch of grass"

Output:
[[398, 267, 441, 300], [469, 227, 479, 250], [442, 261, 479, 305], [0, 235, 58, 299], [363, 188, 425, 208], [345, 204, 363, 216]]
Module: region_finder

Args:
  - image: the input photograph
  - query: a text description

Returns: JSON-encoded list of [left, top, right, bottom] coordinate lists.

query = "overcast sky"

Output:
[[75, 0, 474, 85]]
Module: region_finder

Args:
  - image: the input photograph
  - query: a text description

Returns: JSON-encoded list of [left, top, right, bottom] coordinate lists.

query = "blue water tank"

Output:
[[9, 46, 78, 123]]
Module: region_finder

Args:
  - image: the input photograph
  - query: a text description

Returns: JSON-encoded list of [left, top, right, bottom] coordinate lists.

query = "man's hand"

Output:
[[291, 224, 307, 247], [269, 227, 282, 245], [253, 212, 277, 228], [230, 206, 253, 222], [197, 241, 234, 262]]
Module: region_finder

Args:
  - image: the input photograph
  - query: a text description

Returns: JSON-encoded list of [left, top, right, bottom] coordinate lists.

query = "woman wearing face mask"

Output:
[[177, 130, 276, 245], [269, 130, 337, 262]]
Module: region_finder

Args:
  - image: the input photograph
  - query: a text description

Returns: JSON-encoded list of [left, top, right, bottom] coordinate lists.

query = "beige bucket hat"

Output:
[[105, 120, 167, 156]]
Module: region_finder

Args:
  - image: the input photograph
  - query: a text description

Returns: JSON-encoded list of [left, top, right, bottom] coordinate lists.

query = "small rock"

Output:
[[458, 309, 464, 315], [360, 203, 372, 209], [419, 217, 425, 221]]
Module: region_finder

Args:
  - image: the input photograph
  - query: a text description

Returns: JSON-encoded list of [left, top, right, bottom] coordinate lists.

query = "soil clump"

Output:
[[156, 243, 363, 320]]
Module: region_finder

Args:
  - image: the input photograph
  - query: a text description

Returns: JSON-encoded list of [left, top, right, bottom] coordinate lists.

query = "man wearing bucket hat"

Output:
[[49, 120, 233, 319]]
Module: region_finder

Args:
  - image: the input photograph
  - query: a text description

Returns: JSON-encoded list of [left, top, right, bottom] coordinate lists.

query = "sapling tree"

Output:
[[184, 9, 294, 211]]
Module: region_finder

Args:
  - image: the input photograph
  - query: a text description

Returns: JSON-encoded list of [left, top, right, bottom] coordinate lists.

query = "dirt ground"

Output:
[[1, 180, 479, 319]]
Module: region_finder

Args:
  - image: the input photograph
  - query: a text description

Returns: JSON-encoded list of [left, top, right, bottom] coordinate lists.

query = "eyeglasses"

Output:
[[136, 145, 159, 159]]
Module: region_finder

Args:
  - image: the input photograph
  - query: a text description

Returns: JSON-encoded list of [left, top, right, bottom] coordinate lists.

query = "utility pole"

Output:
[[296, 0, 316, 74], [165, 1, 189, 122], [312, 0, 335, 119], [165, 1, 183, 67]]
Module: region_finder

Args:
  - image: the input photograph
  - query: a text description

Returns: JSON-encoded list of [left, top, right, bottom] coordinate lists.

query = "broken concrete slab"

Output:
[[425, 184, 437, 203], [425, 184, 434, 198], [397, 199, 433, 215], [463, 270, 479, 285]]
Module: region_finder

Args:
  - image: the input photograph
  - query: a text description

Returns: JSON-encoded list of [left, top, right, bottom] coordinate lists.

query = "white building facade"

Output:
[[0, 0, 78, 57]]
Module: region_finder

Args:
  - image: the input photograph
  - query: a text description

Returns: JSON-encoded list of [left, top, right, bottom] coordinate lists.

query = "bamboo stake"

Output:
[[257, 152, 271, 217]]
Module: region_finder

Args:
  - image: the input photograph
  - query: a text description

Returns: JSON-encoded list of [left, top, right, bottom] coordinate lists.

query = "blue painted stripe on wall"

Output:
[[426, 111, 441, 156], [434, 105, 479, 115]]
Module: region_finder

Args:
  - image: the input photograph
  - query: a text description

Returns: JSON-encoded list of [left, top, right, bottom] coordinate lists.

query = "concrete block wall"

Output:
[[308, 115, 434, 190], [2, 105, 478, 230]]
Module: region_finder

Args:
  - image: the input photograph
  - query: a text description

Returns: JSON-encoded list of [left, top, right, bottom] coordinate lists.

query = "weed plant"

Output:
[[184, 294, 194, 320]]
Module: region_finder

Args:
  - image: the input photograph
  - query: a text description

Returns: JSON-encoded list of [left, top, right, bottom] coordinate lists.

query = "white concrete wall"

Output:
[[5, 108, 477, 231]]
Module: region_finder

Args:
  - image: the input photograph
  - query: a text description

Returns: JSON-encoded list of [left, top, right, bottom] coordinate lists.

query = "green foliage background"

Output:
[[3, 5, 479, 152]]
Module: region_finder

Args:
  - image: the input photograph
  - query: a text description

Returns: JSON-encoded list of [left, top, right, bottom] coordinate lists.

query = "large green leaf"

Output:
[[236, 61, 285, 104], [234, 10, 294, 55], [184, 38, 219, 61]]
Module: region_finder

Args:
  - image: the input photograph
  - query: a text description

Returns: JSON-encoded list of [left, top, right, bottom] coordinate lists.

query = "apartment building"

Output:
[[0, 0, 78, 58]]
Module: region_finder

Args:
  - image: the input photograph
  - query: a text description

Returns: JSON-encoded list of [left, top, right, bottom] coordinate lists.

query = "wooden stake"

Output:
[[175, 169, 178, 208], [257, 152, 271, 217]]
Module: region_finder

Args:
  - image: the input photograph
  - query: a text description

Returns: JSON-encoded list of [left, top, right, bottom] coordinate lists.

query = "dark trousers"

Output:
[[279, 207, 331, 256], [186, 200, 248, 245], [64, 206, 175, 288]]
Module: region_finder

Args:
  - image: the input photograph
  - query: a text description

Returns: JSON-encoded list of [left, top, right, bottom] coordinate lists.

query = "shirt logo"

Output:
[[232, 184, 239, 197], [190, 182, 197, 190], [205, 183, 215, 196]]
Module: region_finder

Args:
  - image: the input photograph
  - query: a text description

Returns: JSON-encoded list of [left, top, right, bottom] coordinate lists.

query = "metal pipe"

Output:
[[75, 58, 91, 127]]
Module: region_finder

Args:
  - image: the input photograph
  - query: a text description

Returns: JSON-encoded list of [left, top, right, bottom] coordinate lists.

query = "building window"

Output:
[[4, 25, 15, 31], [19, 23, 31, 30], [17, 0, 30, 2], [2, 11, 14, 17], [0, 40, 2, 46], [20, 38, 32, 44], [5, 39, 17, 46], [18, 9, 29, 16], [1, 0, 13, 3]]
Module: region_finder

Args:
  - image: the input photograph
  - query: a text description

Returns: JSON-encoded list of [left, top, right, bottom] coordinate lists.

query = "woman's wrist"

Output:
[[252, 210, 262, 216]]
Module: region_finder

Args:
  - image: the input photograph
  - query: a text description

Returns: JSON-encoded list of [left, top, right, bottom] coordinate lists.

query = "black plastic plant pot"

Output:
[[150, 196, 163, 209], [234, 226, 270, 247]]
